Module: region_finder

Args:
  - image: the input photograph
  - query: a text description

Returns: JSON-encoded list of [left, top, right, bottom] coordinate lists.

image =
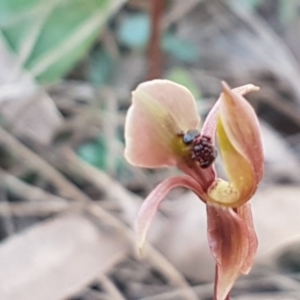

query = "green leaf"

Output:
[[117, 13, 150, 48], [0, 0, 127, 83], [228, 0, 261, 12], [88, 48, 115, 86], [278, 0, 299, 25], [77, 137, 107, 170], [162, 33, 198, 63], [166, 67, 201, 99]]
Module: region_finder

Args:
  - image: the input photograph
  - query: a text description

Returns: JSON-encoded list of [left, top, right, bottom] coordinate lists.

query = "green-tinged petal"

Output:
[[125, 80, 200, 168], [208, 118, 255, 207], [220, 82, 263, 183], [207, 83, 262, 207], [207, 204, 250, 300], [135, 175, 206, 256]]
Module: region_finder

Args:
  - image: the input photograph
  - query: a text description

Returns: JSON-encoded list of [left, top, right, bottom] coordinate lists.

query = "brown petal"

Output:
[[237, 203, 258, 274], [207, 204, 250, 300], [135, 175, 206, 256]]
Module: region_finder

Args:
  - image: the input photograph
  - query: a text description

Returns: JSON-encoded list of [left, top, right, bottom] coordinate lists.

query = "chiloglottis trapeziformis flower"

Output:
[[124, 79, 264, 300]]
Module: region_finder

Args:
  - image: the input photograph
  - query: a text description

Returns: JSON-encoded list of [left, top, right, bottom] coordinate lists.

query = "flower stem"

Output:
[[213, 264, 218, 300], [148, 0, 164, 79], [225, 293, 231, 300], [213, 265, 231, 300]]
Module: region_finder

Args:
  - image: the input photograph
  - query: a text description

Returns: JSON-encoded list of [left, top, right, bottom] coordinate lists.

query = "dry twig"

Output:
[[0, 126, 198, 300]]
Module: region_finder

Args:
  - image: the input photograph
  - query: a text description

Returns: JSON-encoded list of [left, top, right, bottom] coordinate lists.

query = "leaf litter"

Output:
[[1, 0, 300, 299]]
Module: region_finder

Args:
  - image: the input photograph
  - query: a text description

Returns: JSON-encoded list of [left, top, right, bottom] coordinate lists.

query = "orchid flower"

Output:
[[124, 79, 263, 300]]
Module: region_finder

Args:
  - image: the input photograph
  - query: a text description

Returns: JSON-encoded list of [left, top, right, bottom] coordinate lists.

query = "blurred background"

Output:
[[1, 0, 300, 299]]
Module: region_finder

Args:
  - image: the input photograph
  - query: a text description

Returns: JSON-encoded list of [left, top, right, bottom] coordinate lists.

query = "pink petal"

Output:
[[207, 204, 250, 300], [201, 84, 260, 143], [201, 99, 219, 144], [125, 80, 200, 168], [232, 84, 260, 96], [219, 82, 263, 183], [135, 175, 206, 256]]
